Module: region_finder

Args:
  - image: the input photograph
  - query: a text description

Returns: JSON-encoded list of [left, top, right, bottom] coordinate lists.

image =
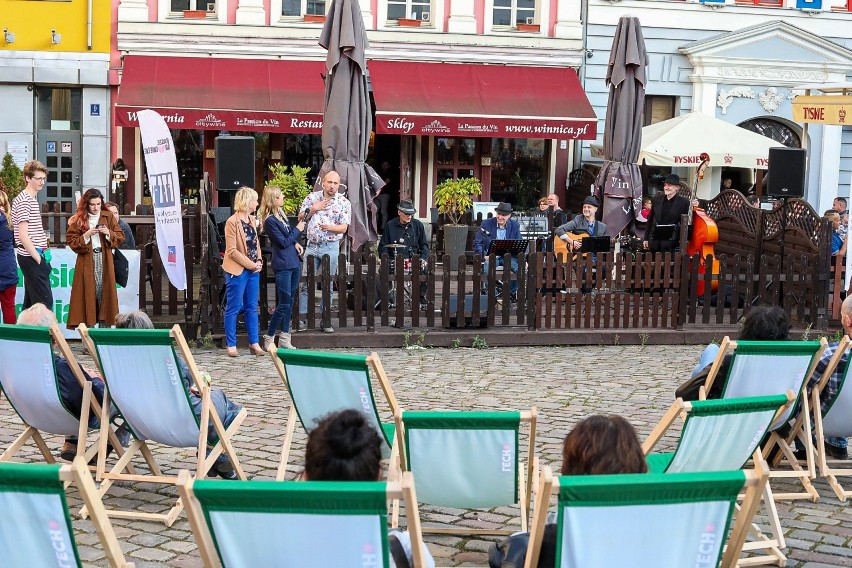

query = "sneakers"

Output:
[[208, 460, 238, 480], [295, 321, 308, 333], [321, 326, 335, 333]]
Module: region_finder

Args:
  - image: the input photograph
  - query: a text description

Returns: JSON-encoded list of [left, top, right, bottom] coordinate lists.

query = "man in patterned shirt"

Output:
[[806, 294, 852, 459], [296, 170, 351, 333], [12, 160, 53, 309]]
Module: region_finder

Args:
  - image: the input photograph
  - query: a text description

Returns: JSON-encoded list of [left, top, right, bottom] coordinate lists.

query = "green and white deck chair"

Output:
[[0, 323, 125, 468], [0, 458, 133, 568], [810, 334, 852, 502], [78, 324, 248, 527], [177, 469, 428, 568], [393, 409, 538, 536], [524, 465, 768, 568], [643, 394, 795, 567], [701, 337, 825, 501], [269, 349, 401, 481]]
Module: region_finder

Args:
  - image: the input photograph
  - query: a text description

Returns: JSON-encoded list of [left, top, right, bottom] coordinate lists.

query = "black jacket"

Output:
[[647, 193, 690, 241], [379, 218, 429, 259]]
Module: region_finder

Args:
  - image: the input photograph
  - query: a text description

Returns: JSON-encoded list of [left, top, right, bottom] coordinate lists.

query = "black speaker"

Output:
[[215, 136, 255, 191], [767, 147, 806, 198]]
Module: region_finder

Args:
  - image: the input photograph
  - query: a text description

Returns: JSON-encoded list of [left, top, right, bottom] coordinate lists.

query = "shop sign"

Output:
[[792, 95, 852, 125], [195, 113, 227, 128], [115, 107, 324, 134], [377, 114, 597, 139]]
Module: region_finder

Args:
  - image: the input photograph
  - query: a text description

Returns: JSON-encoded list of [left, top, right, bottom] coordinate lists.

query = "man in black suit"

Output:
[[643, 174, 691, 253]]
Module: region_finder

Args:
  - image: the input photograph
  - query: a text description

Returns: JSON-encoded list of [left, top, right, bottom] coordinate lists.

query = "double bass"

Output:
[[686, 153, 720, 296]]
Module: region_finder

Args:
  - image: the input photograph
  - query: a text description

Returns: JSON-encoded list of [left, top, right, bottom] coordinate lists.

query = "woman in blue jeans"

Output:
[[222, 186, 264, 357], [258, 186, 305, 350]]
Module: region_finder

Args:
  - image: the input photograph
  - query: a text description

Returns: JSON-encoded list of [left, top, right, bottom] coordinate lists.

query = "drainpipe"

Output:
[[573, 0, 590, 170], [87, 0, 93, 49]]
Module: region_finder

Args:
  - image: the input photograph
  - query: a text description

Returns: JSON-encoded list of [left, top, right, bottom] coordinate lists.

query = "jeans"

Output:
[[298, 240, 340, 316], [267, 267, 300, 335], [482, 256, 519, 295], [224, 269, 260, 347]]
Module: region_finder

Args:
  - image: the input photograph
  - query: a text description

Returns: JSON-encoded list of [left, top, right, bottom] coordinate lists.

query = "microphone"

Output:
[[479, 226, 490, 236]]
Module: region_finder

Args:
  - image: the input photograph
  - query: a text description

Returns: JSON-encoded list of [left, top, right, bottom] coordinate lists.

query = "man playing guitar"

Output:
[[555, 196, 608, 251]]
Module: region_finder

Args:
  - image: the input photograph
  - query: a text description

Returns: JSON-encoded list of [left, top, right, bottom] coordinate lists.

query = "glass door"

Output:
[[435, 137, 480, 184]]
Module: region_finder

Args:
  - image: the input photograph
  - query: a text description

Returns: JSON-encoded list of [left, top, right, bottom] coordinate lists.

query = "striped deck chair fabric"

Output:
[[524, 467, 767, 568], [0, 458, 132, 568], [395, 409, 537, 535], [270, 350, 400, 480], [178, 470, 427, 568]]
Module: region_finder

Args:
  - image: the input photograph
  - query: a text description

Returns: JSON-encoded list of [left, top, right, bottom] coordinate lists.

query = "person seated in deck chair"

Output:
[[489, 415, 648, 568], [676, 305, 791, 401], [114, 310, 244, 479], [304, 409, 436, 568]]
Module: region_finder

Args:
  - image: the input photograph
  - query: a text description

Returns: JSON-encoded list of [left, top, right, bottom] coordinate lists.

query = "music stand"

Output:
[[487, 239, 527, 257], [650, 224, 677, 241], [579, 236, 611, 253]]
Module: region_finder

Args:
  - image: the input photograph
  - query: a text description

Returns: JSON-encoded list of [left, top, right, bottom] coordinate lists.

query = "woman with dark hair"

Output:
[[0, 190, 16, 323], [490, 415, 647, 567], [304, 409, 435, 567], [66, 188, 124, 328]]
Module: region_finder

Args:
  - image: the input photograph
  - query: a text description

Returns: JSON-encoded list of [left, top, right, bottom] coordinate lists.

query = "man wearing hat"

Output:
[[378, 200, 429, 309], [643, 173, 691, 253], [555, 195, 608, 250], [474, 202, 522, 300]]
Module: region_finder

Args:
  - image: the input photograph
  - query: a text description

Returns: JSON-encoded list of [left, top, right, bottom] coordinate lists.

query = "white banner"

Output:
[[137, 109, 187, 290], [14, 248, 141, 339]]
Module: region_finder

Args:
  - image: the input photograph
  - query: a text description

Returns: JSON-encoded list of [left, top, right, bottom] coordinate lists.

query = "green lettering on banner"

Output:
[[49, 263, 75, 288]]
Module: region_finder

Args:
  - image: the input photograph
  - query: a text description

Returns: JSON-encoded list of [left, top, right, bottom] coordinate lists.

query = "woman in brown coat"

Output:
[[66, 188, 124, 328]]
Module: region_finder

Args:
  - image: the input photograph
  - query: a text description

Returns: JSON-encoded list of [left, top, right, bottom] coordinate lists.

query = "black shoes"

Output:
[[825, 443, 850, 460], [208, 461, 239, 480]]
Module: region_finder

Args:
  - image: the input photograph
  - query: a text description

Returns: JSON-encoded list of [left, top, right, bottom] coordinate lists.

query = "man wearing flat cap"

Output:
[[474, 202, 522, 300], [379, 200, 429, 308], [555, 196, 608, 251], [644, 173, 691, 253]]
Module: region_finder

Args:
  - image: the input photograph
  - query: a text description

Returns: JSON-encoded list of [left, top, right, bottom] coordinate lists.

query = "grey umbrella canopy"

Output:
[[316, 0, 385, 251], [594, 16, 647, 238]]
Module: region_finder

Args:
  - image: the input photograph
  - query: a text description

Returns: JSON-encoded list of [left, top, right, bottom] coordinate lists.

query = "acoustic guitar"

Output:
[[553, 231, 591, 261]]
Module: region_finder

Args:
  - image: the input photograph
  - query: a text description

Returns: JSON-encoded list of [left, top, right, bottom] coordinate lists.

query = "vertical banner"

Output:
[[137, 109, 187, 290], [846, 214, 851, 292]]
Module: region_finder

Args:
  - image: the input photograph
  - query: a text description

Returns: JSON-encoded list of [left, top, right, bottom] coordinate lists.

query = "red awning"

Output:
[[369, 60, 597, 140], [115, 55, 326, 134]]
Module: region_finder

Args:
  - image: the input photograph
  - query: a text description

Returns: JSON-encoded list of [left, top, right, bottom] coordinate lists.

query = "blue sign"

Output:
[[46, 142, 56, 153], [796, 0, 821, 8], [90, 104, 100, 117]]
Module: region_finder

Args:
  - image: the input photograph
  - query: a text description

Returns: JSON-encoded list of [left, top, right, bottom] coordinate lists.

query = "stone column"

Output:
[[118, 0, 150, 22], [553, 0, 581, 39], [236, 0, 266, 25], [448, 0, 476, 35]]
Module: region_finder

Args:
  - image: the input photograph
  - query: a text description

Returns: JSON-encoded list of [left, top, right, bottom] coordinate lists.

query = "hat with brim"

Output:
[[582, 196, 599, 208], [495, 202, 513, 215], [397, 200, 416, 215], [664, 174, 681, 185]]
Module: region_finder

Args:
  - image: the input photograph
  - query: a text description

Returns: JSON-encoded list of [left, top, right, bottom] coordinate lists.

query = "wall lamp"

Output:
[[3, 28, 14, 44], [51, 29, 61, 45]]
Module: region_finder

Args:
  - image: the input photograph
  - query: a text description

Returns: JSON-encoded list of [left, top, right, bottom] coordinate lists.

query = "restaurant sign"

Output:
[[792, 95, 852, 125], [116, 107, 323, 134], [377, 114, 597, 140]]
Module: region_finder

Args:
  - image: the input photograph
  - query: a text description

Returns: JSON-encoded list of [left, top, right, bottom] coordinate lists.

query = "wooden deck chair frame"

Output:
[[0, 457, 133, 567], [643, 394, 794, 567], [524, 463, 769, 568], [392, 408, 538, 536], [269, 349, 401, 482], [810, 334, 852, 502], [77, 324, 248, 527], [0, 323, 127, 472], [701, 336, 825, 502], [177, 469, 427, 568]]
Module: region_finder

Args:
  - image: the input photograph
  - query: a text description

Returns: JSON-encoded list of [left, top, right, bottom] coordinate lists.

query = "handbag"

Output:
[[113, 248, 129, 288]]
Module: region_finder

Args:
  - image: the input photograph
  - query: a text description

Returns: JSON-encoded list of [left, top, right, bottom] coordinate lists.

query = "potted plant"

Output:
[[397, 17, 422, 27], [0, 153, 24, 202], [267, 163, 311, 221], [182, 9, 207, 18], [516, 22, 540, 32], [304, 13, 327, 23], [434, 176, 482, 267]]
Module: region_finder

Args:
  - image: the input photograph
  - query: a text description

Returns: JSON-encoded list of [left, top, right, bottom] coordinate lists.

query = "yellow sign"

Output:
[[792, 95, 852, 125]]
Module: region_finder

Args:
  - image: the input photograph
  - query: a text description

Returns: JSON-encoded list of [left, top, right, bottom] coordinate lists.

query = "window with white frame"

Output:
[[282, 0, 325, 16], [493, 0, 535, 27], [170, 0, 216, 12], [387, 0, 431, 20]]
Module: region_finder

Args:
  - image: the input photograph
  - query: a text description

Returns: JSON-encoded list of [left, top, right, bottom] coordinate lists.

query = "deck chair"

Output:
[[269, 349, 401, 481], [524, 465, 768, 568], [701, 337, 825, 501], [0, 323, 125, 468], [643, 394, 795, 566], [393, 409, 537, 535], [810, 335, 852, 501], [0, 458, 133, 567], [77, 324, 248, 527], [177, 469, 427, 567]]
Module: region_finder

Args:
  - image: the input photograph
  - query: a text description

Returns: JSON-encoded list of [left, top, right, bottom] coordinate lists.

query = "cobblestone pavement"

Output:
[[1, 344, 851, 567]]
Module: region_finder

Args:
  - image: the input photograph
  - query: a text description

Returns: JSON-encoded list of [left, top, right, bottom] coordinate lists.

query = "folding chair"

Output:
[[701, 337, 825, 501], [269, 349, 401, 481], [393, 409, 537, 535], [810, 335, 852, 501], [525, 464, 769, 568], [0, 323, 125, 468], [0, 458, 133, 567], [643, 394, 795, 566], [177, 469, 427, 567], [78, 324, 248, 526]]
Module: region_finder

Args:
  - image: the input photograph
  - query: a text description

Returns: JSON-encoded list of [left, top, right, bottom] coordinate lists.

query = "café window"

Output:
[[281, 0, 325, 16], [644, 96, 676, 126], [435, 138, 479, 185], [489, 138, 546, 210], [493, 0, 536, 27], [387, 0, 431, 21], [171, 0, 216, 13], [738, 118, 801, 148]]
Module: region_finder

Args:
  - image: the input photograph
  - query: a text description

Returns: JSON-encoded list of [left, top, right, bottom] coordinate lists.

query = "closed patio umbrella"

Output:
[[316, 0, 385, 251], [595, 16, 647, 238]]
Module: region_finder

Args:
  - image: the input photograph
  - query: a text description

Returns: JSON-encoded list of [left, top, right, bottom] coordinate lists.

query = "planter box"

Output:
[[304, 14, 327, 23], [182, 9, 207, 18], [397, 18, 422, 27], [516, 23, 540, 32]]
